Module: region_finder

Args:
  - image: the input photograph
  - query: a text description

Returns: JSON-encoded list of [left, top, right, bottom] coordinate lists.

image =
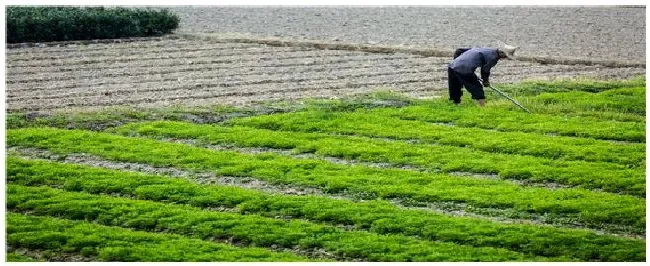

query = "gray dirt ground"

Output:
[[7, 39, 644, 112], [166, 6, 646, 61]]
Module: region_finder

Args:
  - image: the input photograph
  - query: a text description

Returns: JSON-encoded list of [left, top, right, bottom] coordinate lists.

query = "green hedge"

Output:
[[6, 6, 180, 43]]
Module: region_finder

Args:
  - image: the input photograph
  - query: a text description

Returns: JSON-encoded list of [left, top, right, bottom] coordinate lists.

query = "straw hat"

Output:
[[498, 40, 519, 59]]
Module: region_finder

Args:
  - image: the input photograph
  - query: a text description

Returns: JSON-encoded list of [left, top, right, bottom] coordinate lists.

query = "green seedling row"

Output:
[[228, 108, 645, 165], [7, 185, 550, 262], [517, 87, 645, 117], [482, 87, 645, 122], [6, 212, 312, 262], [492, 76, 645, 96], [6, 252, 41, 262], [5, 130, 645, 231], [352, 105, 645, 142], [6, 157, 644, 261], [120, 116, 645, 167], [112, 121, 645, 194]]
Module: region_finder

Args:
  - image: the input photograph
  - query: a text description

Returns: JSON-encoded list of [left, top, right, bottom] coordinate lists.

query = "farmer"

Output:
[[447, 41, 518, 106]]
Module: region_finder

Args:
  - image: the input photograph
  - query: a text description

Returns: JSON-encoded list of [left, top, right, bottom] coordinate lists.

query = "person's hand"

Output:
[[482, 81, 490, 87]]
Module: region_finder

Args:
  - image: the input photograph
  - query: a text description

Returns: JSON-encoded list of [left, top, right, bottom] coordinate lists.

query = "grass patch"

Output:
[[372, 104, 644, 142], [6, 129, 645, 231], [493, 75, 645, 96], [112, 120, 645, 193], [6, 212, 313, 262], [7, 184, 551, 262], [6, 156, 644, 261], [6, 252, 41, 262], [489, 87, 646, 121]]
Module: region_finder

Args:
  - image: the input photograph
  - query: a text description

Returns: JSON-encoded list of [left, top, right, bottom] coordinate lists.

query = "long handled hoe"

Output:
[[479, 78, 531, 113]]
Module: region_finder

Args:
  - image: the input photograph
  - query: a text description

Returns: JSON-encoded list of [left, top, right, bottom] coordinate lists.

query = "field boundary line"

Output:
[[5, 35, 183, 49], [6, 33, 645, 68], [174, 33, 647, 68]]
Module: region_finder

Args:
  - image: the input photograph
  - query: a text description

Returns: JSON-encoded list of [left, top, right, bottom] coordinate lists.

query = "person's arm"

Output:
[[480, 56, 498, 86]]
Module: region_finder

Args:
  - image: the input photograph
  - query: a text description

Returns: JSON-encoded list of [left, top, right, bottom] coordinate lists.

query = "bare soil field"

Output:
[[166, 6, 646, 61], [5, 37, 645, 112]]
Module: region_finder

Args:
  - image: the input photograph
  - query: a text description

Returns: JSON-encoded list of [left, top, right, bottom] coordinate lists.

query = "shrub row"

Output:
[[6, 6, 179, 43]]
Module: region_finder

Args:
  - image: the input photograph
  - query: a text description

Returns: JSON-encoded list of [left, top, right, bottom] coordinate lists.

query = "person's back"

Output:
[[449, 47, 499, 74], [445, 42, 518, 106]]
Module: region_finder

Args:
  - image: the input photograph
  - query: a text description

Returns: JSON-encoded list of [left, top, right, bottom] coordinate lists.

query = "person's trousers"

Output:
[[447, 67, 485, 104]]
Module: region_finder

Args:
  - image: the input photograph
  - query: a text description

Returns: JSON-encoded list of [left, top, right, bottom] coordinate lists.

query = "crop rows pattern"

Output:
[[5, 74, 646, 262], [5, 38, 646, 112]]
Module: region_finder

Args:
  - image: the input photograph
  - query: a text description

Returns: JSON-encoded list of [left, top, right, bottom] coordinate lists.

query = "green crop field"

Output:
[[5, 77, 646, 262]]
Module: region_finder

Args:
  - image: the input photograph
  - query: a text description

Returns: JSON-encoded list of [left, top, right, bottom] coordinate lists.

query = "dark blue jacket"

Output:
[[449, 48, 500, 83]]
